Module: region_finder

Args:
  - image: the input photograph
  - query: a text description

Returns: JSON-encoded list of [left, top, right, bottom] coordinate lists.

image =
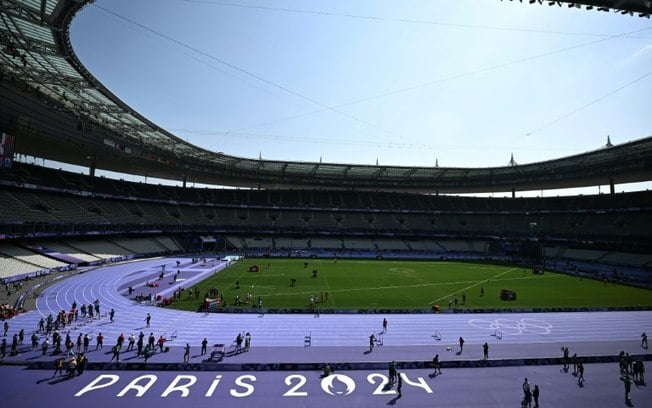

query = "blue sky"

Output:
[[66, 0, 652, 191]]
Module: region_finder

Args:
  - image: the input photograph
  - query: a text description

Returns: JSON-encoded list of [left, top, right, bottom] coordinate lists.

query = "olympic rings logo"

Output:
[[468, 318, 552, 335]]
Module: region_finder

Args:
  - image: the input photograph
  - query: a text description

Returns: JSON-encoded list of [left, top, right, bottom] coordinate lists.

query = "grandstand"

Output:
[[0, 162, 650, 281]]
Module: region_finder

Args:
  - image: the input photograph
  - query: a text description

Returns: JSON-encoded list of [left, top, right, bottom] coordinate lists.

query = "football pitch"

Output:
[[170, 258, 652, 311]]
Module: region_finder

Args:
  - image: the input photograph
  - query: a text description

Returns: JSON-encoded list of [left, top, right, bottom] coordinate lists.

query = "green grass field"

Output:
[[169, 258, 652, 311]]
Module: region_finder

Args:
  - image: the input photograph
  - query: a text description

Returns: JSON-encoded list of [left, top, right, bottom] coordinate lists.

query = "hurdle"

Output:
[[491, 330, 503, 340], [432, 331, 442, 341], [304, 332, 312, 347]]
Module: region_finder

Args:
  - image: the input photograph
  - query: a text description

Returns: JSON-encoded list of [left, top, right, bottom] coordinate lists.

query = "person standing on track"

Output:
[[522, 378, 532, 408], [201, 337, 208, 355], [157, 335, 166, 353], [77, 353, 87, 376], [95, 332, 103, 350], [397, 371, 403, 396], [388, 361, 397, 385], [533, 385, 540, 408], [137, 334, 144, 356], [183, 343, 190, 363], [145, 313, 151, 328], [483, 342, 489, 360], [53, 357, 64, 377], [432, 354, 442, 375], [383, 318, 388, 333], [620, 374, 632, 403], [562, 347, 570, 372], [110, 344, 120, 362], [459, 336, 464, 352]]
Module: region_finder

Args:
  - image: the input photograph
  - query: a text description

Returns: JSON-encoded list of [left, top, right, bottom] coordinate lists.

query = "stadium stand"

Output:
[[0, 254, 47, 280], [0, 244, 67, 270], [342, 238, 376, 251], [375, 239, 410, 251]]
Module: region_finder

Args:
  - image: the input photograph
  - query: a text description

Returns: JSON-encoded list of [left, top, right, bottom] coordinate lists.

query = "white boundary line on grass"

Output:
[[429, 267, 518, 304]]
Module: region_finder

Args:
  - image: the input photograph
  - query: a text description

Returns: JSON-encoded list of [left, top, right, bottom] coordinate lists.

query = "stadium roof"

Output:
[[1, 0, 651, 193]]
